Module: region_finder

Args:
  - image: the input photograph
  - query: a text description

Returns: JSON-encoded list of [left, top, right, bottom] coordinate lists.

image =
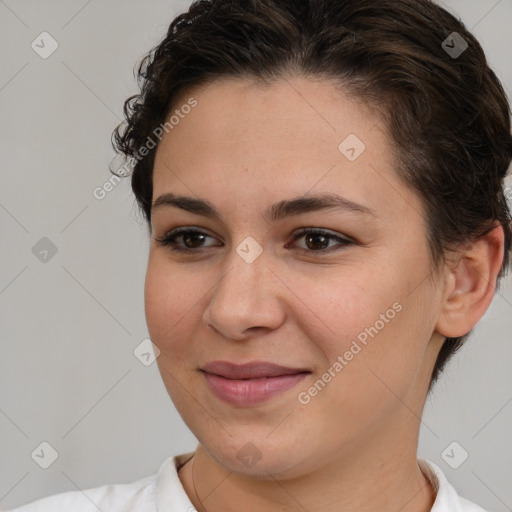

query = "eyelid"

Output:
[[288, 227, 354, 252], [291, 226, 354, 243], [155, 226, 355, 254], [154, 226, 220, 250]]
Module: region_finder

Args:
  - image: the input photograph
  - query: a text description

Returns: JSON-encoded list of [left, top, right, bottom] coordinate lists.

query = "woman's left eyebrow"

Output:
[[151, 192, 377, 222]]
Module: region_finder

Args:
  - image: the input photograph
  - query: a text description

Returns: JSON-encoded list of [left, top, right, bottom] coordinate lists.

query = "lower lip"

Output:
[[202, 371, 309, 406]]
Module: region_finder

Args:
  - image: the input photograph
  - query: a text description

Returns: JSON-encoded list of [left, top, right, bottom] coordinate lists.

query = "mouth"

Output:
[[200, 360, 312, 406], [201, 360, 311, 379]]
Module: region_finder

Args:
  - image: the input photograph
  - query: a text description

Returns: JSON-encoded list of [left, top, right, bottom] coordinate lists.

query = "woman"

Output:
[[6, 0, 511, 510]]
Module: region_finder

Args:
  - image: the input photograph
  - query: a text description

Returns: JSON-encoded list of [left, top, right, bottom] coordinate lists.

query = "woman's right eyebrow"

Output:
[[151, 192, 377, 223]]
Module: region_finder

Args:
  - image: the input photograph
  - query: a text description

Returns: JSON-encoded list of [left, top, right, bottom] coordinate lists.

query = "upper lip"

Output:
[[201, 360, 311, 379]]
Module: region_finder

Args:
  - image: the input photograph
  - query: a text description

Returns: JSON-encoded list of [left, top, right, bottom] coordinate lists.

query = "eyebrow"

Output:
[[151, 192, 377, 222]]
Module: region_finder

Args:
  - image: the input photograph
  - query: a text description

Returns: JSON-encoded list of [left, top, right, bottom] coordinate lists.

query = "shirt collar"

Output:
[[418, 458, 486, 511], [155, 451, 196, 511], [154, 453, 484, 512]]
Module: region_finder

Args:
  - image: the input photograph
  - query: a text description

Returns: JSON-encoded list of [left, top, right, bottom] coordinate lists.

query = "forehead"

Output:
[[152, 76, 423, 223], [163, 75, 379, 153]]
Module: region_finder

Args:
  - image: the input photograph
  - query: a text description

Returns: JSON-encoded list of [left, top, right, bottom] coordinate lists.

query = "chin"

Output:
[[199, 432, 316, 480]]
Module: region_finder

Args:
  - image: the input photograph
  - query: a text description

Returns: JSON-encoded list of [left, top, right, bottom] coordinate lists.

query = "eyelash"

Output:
[[154, 227, 354, 255]]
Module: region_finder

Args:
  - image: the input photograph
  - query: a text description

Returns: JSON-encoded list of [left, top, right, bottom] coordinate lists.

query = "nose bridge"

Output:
[[214, 242, 267, 311], [203, 239, 283, 337]]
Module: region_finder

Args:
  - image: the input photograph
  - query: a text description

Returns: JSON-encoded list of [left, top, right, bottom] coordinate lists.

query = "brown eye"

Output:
[[155, 228, 220, 253], [289, 228, 353, 253]]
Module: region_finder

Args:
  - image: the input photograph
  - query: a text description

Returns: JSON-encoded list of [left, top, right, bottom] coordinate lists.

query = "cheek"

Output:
[[316, 284, 435, 421], [144, 258, 198, 396], [144, 253, 201, 340], [298, 265, 428, 398], [291, 266, 403, 356], [144, 261, 172, 341]]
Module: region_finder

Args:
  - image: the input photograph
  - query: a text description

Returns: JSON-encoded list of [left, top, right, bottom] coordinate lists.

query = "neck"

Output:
[[179, 426, 435, 512]]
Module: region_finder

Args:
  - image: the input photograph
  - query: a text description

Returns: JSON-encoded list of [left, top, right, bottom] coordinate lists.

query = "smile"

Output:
[[202, 372, 310, 406]]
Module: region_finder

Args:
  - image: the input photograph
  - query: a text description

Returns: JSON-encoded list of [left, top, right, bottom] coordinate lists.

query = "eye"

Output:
[[288, 228, 353, 253], [155, 226, 353, 255], [154, 227, 219, 253]]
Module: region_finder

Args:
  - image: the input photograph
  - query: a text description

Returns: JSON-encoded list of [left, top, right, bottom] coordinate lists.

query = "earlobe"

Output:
[[435, 224, 505, 338]]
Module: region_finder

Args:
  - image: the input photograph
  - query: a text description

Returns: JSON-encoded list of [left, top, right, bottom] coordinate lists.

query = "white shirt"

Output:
[[4, 452, 487, 511]]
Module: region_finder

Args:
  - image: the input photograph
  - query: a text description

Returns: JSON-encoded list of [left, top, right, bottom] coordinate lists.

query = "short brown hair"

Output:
[[112, 0, 512, 392]]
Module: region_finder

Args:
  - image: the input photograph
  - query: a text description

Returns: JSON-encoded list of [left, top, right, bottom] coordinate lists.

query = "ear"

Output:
[[435, 224, 505, 338]]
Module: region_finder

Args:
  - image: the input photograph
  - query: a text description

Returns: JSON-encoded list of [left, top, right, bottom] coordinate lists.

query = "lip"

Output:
[[201, 360, 310, 379], [200, 360, 311, 406]]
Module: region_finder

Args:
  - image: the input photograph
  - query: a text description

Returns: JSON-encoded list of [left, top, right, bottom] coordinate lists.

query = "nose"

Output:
[[202, 247, 286, 340]]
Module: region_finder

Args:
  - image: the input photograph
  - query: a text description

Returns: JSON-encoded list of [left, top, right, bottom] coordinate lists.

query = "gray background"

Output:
[[1, 0, 511, 510]]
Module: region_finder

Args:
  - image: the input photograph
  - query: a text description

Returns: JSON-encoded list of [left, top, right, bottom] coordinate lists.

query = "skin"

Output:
[[144, 75, 504, 512]]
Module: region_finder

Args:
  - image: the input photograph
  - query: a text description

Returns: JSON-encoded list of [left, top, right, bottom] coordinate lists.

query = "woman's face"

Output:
[[145, 76, 447, 478]]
